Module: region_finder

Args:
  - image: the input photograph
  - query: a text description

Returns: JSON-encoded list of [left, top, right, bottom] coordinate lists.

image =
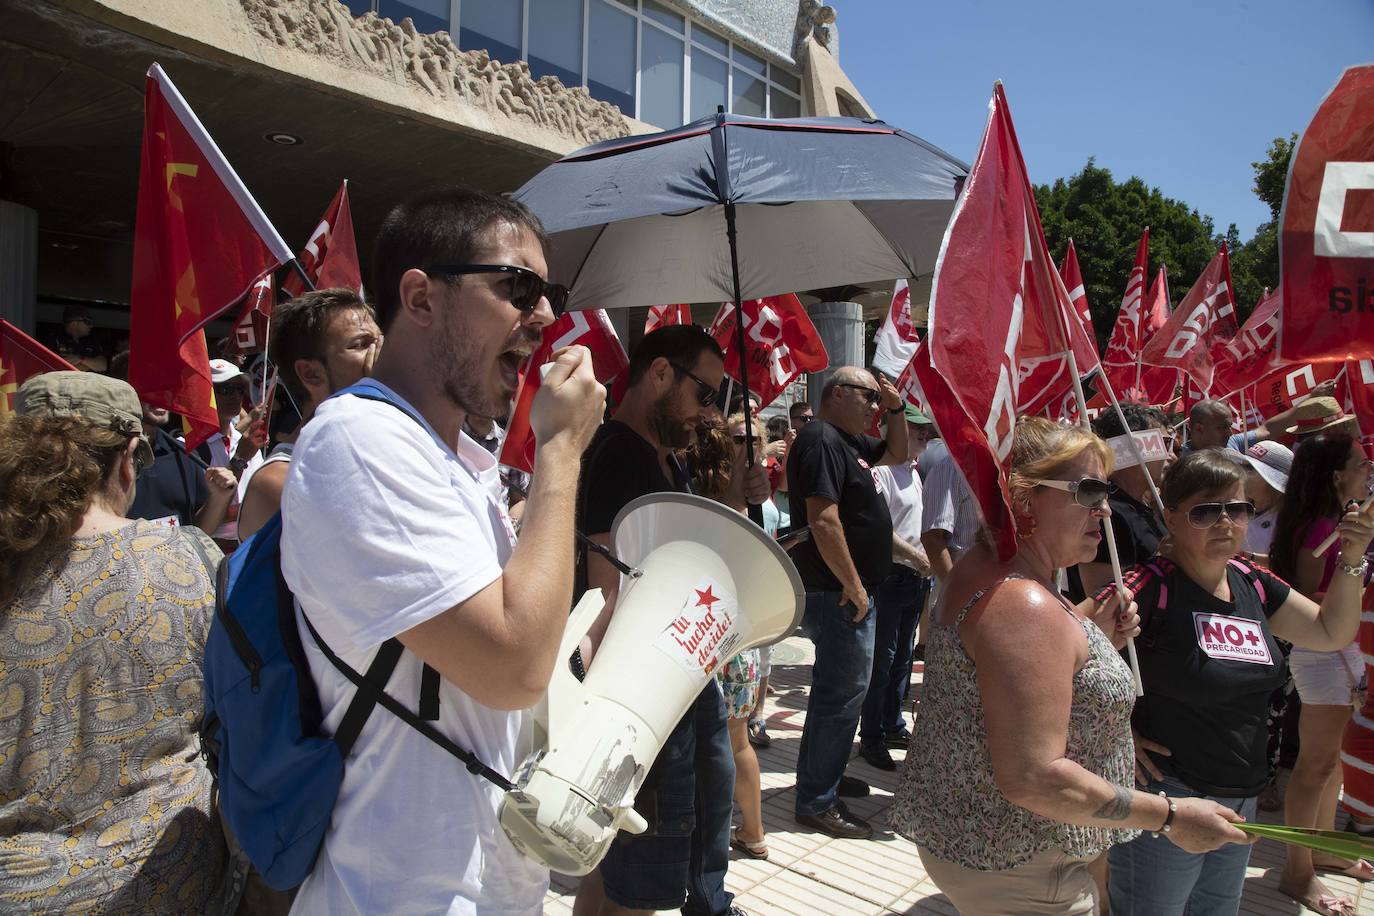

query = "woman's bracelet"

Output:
[[1151, 792, 1177, 837], [1337, 556, 1369, 579]]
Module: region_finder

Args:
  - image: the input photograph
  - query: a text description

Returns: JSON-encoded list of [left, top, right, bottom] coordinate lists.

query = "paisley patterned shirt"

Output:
[[889, 575, 1139, 870], [0, 521, 238, 913]]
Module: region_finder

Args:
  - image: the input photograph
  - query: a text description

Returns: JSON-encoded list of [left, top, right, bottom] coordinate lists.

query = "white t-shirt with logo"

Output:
[[280, 382, 546, 915]]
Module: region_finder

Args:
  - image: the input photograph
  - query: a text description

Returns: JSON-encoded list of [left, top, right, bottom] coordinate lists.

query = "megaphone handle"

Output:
[[747, 503, 765, 527], [577, 530, 636, 577]]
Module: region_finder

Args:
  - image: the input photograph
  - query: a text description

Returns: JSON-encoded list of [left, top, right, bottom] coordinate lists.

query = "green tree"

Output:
[[1227, 134, 1296, 312], [1035, 159, 1219, 346]]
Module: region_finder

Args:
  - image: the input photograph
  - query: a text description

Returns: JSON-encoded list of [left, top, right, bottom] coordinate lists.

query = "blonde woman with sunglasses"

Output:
[[1106, 448, 1374, 916], [890, 420, 1245, 915]]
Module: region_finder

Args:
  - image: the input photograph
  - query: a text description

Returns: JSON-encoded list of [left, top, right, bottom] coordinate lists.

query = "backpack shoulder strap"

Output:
[[1228, 556, 1268, 606], [321, 381, 445, 723], [299, 610, 513, 791]]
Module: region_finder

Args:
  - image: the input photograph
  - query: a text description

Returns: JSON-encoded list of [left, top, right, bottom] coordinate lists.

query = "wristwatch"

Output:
[[887, 405, 904, 415], [228, 457, 249, 475]]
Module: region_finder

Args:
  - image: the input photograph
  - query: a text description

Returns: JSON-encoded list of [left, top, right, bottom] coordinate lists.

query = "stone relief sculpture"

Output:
[[240, 0, 629, 146]]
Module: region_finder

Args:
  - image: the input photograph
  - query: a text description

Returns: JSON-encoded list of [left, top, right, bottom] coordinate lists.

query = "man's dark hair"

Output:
[[765, 416, 790, 442], [269, 288, 374, 404], [370, 186, 550, 333], [789, 400, 812, 417], [109, 350, 130, 382], [1093, 404, 1166, 439], [626, 324, 724, 386]]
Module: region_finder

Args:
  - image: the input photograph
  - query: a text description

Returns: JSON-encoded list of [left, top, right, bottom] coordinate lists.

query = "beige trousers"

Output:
[[919, 846, 1100, 915]]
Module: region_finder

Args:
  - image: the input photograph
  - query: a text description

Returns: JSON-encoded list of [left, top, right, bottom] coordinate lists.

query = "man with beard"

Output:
[[573, 323, 764, 916], [280, 187, 606, 914], [236, 288, 382, 540]]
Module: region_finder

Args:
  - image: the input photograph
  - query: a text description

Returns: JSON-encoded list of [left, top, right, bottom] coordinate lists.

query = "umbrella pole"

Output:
[[724, 202, 766, 527]]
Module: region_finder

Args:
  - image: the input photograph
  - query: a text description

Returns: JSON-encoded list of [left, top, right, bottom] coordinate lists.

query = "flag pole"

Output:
[[1092, 365, 1168, 518], [1068, 347, 1143, 696]]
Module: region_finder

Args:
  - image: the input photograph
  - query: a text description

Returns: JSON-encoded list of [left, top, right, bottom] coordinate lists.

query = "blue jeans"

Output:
[[795, 589, 877, 816], [1108, 774, 1257, 915], [599, 682, 736, 914], [859, 568, 929, 742]]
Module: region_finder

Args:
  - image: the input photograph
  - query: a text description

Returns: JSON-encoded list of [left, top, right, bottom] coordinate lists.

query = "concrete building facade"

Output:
[[1, 0, 886, 396]]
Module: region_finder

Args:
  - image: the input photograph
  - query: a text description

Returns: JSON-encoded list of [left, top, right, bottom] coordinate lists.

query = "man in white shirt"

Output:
[[919, 436, 982, 580], [280, 187, 605, 915], [859, 406, 932, 770]]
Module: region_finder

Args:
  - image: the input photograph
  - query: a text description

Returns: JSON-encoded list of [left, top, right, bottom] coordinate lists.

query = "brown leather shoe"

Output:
[[794, 803, 873, 839]]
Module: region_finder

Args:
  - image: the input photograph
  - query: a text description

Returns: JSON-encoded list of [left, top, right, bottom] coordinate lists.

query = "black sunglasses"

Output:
[[1030, 476, 1112, 509], [1185, 500, 1256, 529], [423, 264, 570, 318], [669, 363, 719, 408], [214, 382, 247, 397], [792, 415, 813, 425], [733, 434, 763, 444], [836, 382, 881, 405]]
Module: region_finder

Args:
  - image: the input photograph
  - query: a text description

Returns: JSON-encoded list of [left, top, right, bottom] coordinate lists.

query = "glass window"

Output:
[[343, 0, 374, 15], [731, 45, 765, 76], [643, 0, 684, 33], [459, 0, 521, 64], [379, 0, 448, 34], [691, 23, 728, 57], [770, 66, 801, 94], [588, 0, 635, 115], [732, 70, 765, 117], [639, 26, 683, 126], [529, 0, 582, 88], [770, 86, 801, 119], [689, 50, 727, 122]]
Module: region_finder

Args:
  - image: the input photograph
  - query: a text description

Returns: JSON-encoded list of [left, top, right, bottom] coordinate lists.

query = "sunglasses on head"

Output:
[[836, 382, 881, 405], [669, 363, 719, 407], [423, 264, 569, 319], [1184, 500, 1256, 529], [1030, 476, 1112, 509]]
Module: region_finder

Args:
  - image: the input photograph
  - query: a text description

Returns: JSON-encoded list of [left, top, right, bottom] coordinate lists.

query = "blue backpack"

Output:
[[199, 382, 512, 891]]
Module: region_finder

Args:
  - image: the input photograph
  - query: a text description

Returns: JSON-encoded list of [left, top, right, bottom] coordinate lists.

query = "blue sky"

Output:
[[839, 0, 1374, 239]]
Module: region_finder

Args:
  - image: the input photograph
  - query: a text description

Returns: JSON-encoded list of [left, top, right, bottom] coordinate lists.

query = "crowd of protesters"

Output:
[[8, 185, 1374, 916]]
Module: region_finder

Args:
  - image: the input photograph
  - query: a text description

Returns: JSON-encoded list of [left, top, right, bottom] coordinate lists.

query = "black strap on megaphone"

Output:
[[576, 531, 637, 577]]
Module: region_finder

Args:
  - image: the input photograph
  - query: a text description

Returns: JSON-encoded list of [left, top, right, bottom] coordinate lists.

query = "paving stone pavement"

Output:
[[543, 635, 1374, 915]]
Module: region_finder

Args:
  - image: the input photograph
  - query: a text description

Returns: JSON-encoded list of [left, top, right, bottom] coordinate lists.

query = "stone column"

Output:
[[0, 201, 37, 332], [806, 300, 864, 409]]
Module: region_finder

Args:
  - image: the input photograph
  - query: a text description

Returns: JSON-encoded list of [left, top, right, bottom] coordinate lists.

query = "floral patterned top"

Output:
[[0, 521, 240, 914], [889, 575, 1139, 870]]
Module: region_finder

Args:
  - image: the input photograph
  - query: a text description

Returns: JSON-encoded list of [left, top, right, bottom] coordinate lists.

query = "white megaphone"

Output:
[[499, 492, 804, 875]]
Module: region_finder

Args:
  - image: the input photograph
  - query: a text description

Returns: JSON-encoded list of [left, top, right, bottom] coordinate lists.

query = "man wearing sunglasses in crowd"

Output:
[[1068, 404, 1174, 602], [279, 187, 605, 914], [785, 365, 907, 839], [573, 323, 766, 916]]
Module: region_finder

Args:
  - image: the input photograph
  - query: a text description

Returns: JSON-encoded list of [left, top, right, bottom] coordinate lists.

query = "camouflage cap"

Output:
[[14, 371, 153, 467]]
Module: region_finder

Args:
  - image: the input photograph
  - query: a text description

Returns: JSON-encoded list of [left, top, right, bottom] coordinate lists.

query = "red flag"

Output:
[[1060, 240, 1099, 362], [1249, 360, 1345, 420], [500, 310, 628, 473], [1136, 267, 1180, 405], [224, 274, 276, 356], [914, 84, 1084, 559], [1140, 247, 1238, 398], [127, 64, 293, 449], [707, 294, 828, 409], [1345, 359, 1374, 452], [1279, 64, 1374, 362], [0, 320, 77, 416], [872, 279, 921, 378], [1101, 229, 1151, 395], [644, 304, 693, 334], [282, 181, 363, 297], [1213, 289, 1282, 396]]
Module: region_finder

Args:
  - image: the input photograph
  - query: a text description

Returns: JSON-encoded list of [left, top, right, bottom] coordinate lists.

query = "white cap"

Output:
[[209, 358, 247, 385], [1242, 440, 1293, 494]]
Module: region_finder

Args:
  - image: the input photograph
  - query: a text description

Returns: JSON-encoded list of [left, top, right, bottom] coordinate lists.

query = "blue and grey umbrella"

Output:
[[513, 111, 968, 478]]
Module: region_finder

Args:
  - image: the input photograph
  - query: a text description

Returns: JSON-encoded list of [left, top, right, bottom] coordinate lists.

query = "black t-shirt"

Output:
[[127, 427, 209, 528], [786, 420, 892, 591], [576, 420, 692, 595], [1067, 487, 1167, 602], [1116, 556, 1291, 797]]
